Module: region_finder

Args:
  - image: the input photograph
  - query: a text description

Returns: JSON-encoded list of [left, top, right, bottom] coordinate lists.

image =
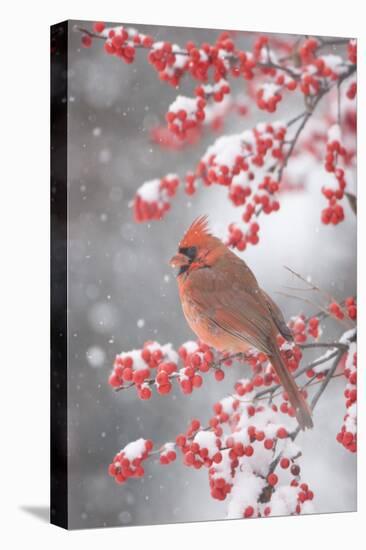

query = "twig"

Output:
[[310, 349, 343, 409], [253, 346, 342, 401], [283, 266, 330, 293], [276, 290, 332, 318], [287, 111, 308, 127], [299, 341, 347, 351], [259, 346, 345, 501], [283, 266, 355, 328], [114, 352, 244, 392]]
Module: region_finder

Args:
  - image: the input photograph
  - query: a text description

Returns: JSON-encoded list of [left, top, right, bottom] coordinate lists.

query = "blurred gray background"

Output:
[[66, 21, 356, 529]]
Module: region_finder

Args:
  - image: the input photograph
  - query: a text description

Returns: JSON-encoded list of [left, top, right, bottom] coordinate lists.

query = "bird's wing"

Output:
[[260, 289, 293, 342], [186, 261, 275, 354]]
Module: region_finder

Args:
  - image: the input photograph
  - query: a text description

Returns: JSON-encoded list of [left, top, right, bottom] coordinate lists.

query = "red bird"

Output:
[[170, 216, 313, 430]]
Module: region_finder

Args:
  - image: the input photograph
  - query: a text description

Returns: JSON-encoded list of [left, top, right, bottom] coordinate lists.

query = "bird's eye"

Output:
[[179, 246, 197, 260]]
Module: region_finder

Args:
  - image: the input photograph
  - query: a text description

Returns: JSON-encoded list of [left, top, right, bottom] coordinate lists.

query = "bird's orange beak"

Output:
[[169, 253, 189, 269]]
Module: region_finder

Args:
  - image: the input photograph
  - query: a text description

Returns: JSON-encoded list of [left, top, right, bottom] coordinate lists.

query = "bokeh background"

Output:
[[66, 21, 356, 529]]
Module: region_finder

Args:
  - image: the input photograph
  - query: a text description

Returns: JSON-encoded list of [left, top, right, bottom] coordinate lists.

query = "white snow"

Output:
[[178, 367, 189, 382], [226, 465, 266, 518], [269, 485, 298, 516], [169, 95, 198, 116], [210, 451, 232, 483], [340, 328, 357, 345], [194, 430, 218, 456], [313, 348, 338, 374], [219, 395, 237, 415], [230, 171, 248, 188], [204, 95, 231, 124], [203, 133, 246, 167], [137, 179, 160, 202], [117, 349, 147, 371], [122, 438, 147, 460], [181, 340, 199, 354], [172, 44, 187, 69], [328, 123, 341, 143], [260, 83, 281, 102], [320, 54, 347, 75], [281, 439, 301, 459], [344, 403, 357, 434]]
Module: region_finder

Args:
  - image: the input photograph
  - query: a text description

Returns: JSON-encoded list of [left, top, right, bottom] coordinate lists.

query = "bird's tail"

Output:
[[270, 346, 313, 430]]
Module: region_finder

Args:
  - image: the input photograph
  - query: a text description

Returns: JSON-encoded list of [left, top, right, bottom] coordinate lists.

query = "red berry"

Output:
[[267, 473, 278, 486], [81, 35, 92, 48], [277, 427, 288, 439], [264, 438, 274, 450], [93, 22, 105, 33], [215, 369, 225, 381], [243, 506, 254, 518]]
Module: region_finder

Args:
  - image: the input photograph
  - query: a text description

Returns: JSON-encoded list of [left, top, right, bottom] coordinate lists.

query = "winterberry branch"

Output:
[[76, 23, 356, 251], [259, 344, 347, 503], [284, 265, 356, 327], [76, 23, 357, 518]]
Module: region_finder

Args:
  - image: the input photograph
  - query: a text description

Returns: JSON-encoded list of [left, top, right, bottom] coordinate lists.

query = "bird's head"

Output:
[[170, 216, 225, 277]]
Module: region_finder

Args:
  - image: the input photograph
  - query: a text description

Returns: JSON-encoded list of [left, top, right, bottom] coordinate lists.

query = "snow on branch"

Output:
[[106, 294, 357, 518], [75, 24, 357, 250], [75, 23, 357, 520]]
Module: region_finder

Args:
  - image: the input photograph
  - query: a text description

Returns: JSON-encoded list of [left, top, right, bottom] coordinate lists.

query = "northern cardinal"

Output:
[[170, 216, 313, 430]]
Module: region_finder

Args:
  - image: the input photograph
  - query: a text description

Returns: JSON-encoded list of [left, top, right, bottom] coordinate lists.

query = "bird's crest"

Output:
[[179, 215, 211, 247]]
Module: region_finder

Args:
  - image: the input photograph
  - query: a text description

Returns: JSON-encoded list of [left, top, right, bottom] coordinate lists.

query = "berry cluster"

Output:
[[321, 124, 347, 225], [209, 389, 313, 516], [108, 438, 153, 484], [328, 297, 356, 321], [346, 81, 357, 100], [288, 315, 321, 343], [196, 79, 231, 102], [79, 23, 355, 244], [251, 37, 297, 113], [135, 120, 288, 250], [80, 22, 355, 131], [345, 296, 357, 320], [80, 24, 356, 242], [256, 83, 283, 112], [109, 381, 313, 517], [107, 322, 356, 517], [307, 317, 320, 339], [201, 122, 286, 250], [178, 341, 222, 391], [166, 96, 207, 139], [227, 221, 261, 251], [108, 340, 237, 398], [149, 94, 249, 151], [159, 442, 177, 465], [184, 172, 197, 196], [102, 25, 147, 64], [347, 40, 357, 65], [299, 72, 321, 96], [108, 341, 179, 398], [299, 38, 319, 65], [148, 41, 186, 86], [165, 82, 233, 139], [181, 429, 223, 469], [337, 343, 357, 453], [134, 175, 179, 222]]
